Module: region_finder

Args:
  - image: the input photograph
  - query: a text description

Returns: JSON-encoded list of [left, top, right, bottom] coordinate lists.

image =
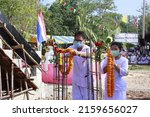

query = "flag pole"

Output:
[[126, 15, 129, 33], [136, 22, 139, 35], [126, 22, 128, 33], [142, 0, 146, 45]]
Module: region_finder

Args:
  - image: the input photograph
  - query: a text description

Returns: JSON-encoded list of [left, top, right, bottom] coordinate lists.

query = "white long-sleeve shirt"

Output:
[[101, 56, 128, 91], [69, 45, 91, 87]]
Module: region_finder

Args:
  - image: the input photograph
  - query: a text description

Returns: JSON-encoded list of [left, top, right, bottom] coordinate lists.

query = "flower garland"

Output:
[[107, 48, 115, 97], [58, 48, 75, 75], [47, 39, 75, 75]]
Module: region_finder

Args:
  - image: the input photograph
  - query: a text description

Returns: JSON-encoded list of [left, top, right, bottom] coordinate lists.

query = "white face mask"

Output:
[[111, 50, 120, 57]]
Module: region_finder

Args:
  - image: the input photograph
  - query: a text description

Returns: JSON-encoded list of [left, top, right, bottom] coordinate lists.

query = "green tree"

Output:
[[44, 0, 78, 36], [44, 0, 116, 41], [0, 0, 38, 40]]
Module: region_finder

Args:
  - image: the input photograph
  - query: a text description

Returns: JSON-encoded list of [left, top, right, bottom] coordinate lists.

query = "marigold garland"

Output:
[[47, 39, 75, 75], [58, 48, 75, 75], [107, 48, 115, 97]]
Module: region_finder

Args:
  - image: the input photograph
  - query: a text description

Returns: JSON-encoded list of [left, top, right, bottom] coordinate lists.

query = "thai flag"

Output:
[[37, 11, 47, 44]]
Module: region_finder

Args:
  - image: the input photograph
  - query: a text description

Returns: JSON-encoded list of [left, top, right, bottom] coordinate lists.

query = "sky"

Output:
[[42, 0, 144, 16], [114, 0, 143, 16]]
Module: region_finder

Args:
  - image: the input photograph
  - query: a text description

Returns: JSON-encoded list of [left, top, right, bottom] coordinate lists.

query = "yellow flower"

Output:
[[59, 48, 74, 75]]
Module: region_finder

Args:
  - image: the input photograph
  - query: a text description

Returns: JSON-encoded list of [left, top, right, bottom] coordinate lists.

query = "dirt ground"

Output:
[[126, 65, 150, 100], [13, 65, 150, 100], [39, 65, 150, 100], [37, 65, 150, 100]]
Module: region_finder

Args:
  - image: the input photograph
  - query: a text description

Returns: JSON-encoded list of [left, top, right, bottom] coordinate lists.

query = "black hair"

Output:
[[74, 31, 87, 40], [111, 42, 123, 50]]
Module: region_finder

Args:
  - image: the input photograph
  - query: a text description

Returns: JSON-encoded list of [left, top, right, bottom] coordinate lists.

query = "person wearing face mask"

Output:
[[101, 42, 128, 100], [68, 31, 94, 100]]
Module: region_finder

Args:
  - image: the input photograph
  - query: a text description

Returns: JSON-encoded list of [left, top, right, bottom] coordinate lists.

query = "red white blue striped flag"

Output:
[[37, 10, 47, 44]]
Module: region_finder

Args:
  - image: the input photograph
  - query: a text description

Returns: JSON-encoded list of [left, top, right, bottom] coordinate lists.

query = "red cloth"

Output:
[[42, 63, 72, 85]]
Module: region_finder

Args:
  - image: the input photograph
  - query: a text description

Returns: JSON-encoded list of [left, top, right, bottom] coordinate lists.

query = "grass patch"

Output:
[[129, 65, 150, 70]]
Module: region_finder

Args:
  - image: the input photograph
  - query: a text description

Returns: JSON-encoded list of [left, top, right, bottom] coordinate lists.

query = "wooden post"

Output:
[[25, 81, 29, 100], [20, 80, 23, 91], [11, 62, 14, 100], [11, 49, 15, 100], [6, 71, 10, 95], [98, 53, 103, 100], [22, 44, 30, 100], [0, 66, 2, 99], [12, 44, 30, 100]]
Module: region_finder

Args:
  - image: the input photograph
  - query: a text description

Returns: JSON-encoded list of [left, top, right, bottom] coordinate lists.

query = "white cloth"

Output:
[[69, 44, 93, 100], [101, 56, 128, 100], [44, 48, 54, 71], [45, 49, 54, 63]]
